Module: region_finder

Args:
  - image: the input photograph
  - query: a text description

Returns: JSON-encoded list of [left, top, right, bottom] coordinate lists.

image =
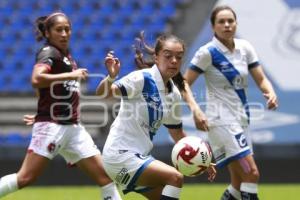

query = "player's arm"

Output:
[[95, 78, 122, 98], [96, 52, 122, 98], [31, 64, 88, 88], [250, 65, 278, 110], [183, 70, 209, 131]]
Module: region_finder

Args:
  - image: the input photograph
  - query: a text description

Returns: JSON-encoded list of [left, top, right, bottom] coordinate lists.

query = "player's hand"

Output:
[[70, 68, 88, 80], [105, 51, 120, 79], [134, 30, 155, 54], [23, 114, 35, 126], [263, 92, 278, 110], [206, 163, 217, 182], [193, 109, 209, 132]]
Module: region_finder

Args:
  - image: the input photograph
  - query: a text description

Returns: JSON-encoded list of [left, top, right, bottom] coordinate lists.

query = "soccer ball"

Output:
[[171, 136, 213, 177]]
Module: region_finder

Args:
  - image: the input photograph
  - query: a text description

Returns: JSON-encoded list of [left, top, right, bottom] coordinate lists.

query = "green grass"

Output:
[[2, 184, 300, 200]]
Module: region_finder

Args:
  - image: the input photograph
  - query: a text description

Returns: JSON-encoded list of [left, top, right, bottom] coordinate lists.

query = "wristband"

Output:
[[107, 75, 115, 82]]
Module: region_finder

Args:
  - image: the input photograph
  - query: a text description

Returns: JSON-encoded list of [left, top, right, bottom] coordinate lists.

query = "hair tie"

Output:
[[45, 12, 66, 23]]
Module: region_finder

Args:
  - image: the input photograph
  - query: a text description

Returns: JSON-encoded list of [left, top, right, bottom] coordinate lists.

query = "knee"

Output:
[[17, 173, 37, 188], [166, 171, 184, 187], [251, 169, 260, 182], [95, 175, 113, 187], [244, 168, 260, 182]]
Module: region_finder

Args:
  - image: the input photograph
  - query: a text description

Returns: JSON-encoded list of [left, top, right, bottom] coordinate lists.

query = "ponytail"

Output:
[[34, 12, 70, 42], [35, 16, 47, 42]]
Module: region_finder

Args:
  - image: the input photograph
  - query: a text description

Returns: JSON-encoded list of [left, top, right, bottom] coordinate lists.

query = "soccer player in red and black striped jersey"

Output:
[[0, 12, 122, 200]]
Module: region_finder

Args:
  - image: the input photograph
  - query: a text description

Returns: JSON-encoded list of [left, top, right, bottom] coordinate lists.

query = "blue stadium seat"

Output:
[[0, 132, 31, 146], [0, 0, 179, 93]]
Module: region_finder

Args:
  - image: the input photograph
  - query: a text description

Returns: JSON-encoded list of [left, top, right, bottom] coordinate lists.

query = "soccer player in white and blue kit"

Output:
[[96, 34, 216, 200], [184, 6, 278, 200]]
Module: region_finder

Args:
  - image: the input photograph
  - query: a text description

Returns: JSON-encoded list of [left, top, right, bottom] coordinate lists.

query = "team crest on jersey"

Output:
[[63, 57, 71, 65], [150, 120, 161, 132], [232, 75, 245, 89], [47, 142, 56, 153]]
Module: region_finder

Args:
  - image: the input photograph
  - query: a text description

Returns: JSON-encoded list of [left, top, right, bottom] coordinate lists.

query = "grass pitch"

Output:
[[2, 184, 299, 200]]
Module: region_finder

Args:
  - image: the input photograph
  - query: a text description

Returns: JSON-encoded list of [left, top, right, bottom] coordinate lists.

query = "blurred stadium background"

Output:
[[0, 0, 299, 186]]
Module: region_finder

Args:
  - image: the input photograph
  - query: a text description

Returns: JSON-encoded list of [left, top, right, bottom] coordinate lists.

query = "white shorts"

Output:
[[208, 125, 252, 168], [102, 150, 154, 194], [28, 122, 100, 165]]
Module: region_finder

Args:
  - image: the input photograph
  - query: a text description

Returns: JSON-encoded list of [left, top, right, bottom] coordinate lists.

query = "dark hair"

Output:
[[210, 5, 237, 25], [35, 12, 70, 42], [133, 31, 186, 91], [154, 34, 185, 55]]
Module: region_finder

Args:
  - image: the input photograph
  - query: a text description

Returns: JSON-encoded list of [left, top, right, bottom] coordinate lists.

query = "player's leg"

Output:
[[0, 122, 61, 198], [221, 164, 242, 200], [0, 152, 49, 198], [136, 160, 184, 200], [61, 124, 122, 200], [230, 155, 260, 200], [140, 186, 164, 200], [76, 155, 122, 200]]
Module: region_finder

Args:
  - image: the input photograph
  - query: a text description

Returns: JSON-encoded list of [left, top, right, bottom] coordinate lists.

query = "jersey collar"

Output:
[[151, 64, 166, 91], [212, 36, 236, 53], [151, 64, 175, 93]]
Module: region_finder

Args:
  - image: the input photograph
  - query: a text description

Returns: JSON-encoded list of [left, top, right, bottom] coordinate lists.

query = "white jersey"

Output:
[[190, 37, 259, 126], [103, 65, 182, 156]]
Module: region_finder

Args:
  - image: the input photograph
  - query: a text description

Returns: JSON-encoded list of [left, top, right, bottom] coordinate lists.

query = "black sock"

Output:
[[160, 195, 178, 200], [241, 191, 259, 200], [221, 189, 239, 200]]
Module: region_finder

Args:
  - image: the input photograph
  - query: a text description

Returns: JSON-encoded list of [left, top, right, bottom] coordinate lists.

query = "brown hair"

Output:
[[134, 31, 186, 91], [210, 5, 237, 26], [35, 12, 71, 42]]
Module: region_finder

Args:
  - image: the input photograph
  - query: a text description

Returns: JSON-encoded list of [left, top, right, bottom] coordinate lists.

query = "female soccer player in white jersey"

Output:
[[96, 34, 216, 200], [183, 5, 278, 200]]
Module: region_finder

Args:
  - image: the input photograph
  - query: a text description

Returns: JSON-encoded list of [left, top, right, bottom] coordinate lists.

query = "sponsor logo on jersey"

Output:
[[63, 57, 71, 65], [135, 153, 148, 160], [220, 61, 234, 73], [63, 80, 80, 92], [235, 133, 248, 148]]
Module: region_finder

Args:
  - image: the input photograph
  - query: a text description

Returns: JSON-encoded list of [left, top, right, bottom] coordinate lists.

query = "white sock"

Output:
[[240, 182, 258, 194], [162, 185, 181, 199], [228, 184, 241, 199], [0, 173, 19, 198], [101, 182, 122, 200]]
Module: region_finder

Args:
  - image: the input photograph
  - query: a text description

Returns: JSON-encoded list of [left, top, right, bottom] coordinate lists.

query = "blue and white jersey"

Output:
[[190, 37, 260, 126], [103, 65, 182, 156]]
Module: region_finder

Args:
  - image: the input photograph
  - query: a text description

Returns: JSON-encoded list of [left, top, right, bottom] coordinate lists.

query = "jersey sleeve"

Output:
[[163, 91, 183, 129], [35, 46, 60, 70], [114, 71, 144, 99], [243, 40, 260, 69], [189, 47, 212, 73]]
